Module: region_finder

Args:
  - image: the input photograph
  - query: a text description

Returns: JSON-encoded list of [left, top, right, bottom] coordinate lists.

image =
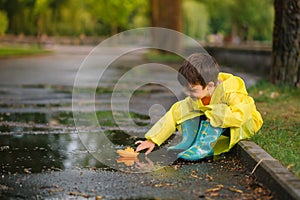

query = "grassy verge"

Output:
[[248, 81, 300, 178], [144, 50, 184, 63], [0, 46, 52, 58]]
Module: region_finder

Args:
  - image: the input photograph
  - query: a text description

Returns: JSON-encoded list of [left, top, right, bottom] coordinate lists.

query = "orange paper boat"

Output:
[[117, 147, 139, 158]]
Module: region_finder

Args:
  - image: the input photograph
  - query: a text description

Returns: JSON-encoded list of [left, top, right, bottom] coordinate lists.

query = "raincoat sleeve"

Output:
[[204, 92, 263, 133], [145, 98, 201, 146], [144, 108, 177, 146]]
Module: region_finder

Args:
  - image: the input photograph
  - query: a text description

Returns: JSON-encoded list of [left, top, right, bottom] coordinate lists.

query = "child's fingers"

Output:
[[134, 141, 145, 152], [145, 145, 155, 155], [135, 140, 155, 154], [135, 143, 148, 152], [135, 140, 143, 145]]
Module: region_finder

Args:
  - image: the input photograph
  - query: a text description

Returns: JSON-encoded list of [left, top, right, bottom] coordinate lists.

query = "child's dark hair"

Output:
[[178, 53, 220, 87]]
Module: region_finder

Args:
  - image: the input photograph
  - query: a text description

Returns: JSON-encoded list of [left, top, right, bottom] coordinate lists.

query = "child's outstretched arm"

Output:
[[135, 140, 155, 155], [135, 98, 200, 155]]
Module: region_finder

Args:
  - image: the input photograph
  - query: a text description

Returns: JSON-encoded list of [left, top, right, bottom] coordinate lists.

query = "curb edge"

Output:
[[235, 140, 300, 200]]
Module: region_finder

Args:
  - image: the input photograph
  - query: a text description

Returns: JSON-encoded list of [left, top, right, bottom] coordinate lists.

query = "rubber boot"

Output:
[[167, 117, 200, 151], [178, 120, 224, 161]]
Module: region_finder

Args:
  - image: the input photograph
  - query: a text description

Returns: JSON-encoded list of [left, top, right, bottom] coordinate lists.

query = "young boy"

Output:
[[135, 53, 263, 161]]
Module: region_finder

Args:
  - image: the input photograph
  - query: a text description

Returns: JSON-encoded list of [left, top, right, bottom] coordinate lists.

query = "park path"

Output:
[[0, 45, 272, 199]]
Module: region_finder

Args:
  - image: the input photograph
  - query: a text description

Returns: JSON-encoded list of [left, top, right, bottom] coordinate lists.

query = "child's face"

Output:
[[184, 84, 210, 100]]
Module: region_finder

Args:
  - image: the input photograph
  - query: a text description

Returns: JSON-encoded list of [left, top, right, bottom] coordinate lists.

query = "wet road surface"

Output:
[[0, 46, 272, 199]]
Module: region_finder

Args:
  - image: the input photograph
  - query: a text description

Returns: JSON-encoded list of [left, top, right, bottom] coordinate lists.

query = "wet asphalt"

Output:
[[0, 46, 272, 199]]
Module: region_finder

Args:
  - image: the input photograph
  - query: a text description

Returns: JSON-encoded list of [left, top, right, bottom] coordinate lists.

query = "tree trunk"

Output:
[[271, 0, 300, 87], [151, 0, 183, 53], [151, 0, 182, 32]]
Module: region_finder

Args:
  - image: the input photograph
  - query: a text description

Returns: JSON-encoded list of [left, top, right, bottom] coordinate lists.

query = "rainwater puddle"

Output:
[[0, 110, 177, 173], [0, 131, 181, 174], [0, 133, 95, 174]]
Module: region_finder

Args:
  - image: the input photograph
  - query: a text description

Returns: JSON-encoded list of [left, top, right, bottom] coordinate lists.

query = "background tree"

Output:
[[55, 0, 95, 36], [202, 0, 233, 37], [0, 0, 35, 35], [151, 0, 182, 52], [0, 0, 148, 36], [0, 0, 275, 45], [271, 0, 300, 87], [0, 10, 8, 36], [183, 0, 209, 40], [151, 0, 182, 32], [230, 0, 274, 42], [34, 0, 51, 43], [203, 0, 273, 42], [81, 0, 148, 35]]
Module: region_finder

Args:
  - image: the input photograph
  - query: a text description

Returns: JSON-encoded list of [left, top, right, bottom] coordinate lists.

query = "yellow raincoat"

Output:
[[145, 72, 263, 155]]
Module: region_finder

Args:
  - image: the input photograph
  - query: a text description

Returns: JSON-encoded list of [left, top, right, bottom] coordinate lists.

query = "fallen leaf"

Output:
[[206, 185, 224, 193], [228, 187, 243, 193], [153, 183, 175, 188], [24, 168, 31, 174], [49, 189, 63, 193], [209, 192, 220, 197], [172, 165, 180, 170], [270, 92, 279, 98], [189, 170, 203, 179], [287, 163, 295, 170], [68, 191, 90, 198], [254, 187, 264, 193], [117, 147, 139, 158], [0, 184, 11, 190], [206, 187, 221, 193], [190, 173, 201, 179], [205, 174, 213, 181]]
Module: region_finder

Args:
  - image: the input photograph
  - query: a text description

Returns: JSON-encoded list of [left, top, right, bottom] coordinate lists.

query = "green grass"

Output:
[[248, 81, 300, 178], [0, 46, 52, 57], [145, 50, 184, 63], [96, 110, 150, 127]]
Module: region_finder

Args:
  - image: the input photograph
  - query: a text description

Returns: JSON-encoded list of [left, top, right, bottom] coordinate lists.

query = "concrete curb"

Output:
[[235, 140, 300, 200]]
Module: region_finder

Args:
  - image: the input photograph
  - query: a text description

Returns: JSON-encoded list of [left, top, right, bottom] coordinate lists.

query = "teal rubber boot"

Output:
[[167, 117, 200, 151], [178, 120, 224, 161]]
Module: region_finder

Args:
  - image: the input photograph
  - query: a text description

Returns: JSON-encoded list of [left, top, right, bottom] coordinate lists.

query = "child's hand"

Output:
[[135, 140, 155, 155]]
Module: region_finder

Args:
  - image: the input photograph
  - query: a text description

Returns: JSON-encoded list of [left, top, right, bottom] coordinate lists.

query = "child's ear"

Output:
[[207, 81, 215, 88]]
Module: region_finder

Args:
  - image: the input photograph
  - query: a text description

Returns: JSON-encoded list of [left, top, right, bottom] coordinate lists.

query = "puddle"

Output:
[[0, 131, 141, 174], [0, 112, 75, 134], [0, 112, 73, 125], [0, 110, 172, 173], [0, 133, 94, 174], [0, 130, 181, 174]]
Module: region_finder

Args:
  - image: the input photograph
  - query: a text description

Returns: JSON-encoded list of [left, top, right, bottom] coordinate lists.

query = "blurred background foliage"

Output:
[[0, 0, 274, 42]]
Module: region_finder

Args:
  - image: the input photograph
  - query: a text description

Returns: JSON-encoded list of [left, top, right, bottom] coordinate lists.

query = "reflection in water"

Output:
[[0, 133, 108, 174], [0, 111, 150, 134], [113, 149, 182, 173], [117, 157, 139, 166], [0, 129, 178, 174], [116, 156, 157, 171], [0, 110, 182, 173], [0, 111, 73, 127], [0, 132, 172, 174]]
